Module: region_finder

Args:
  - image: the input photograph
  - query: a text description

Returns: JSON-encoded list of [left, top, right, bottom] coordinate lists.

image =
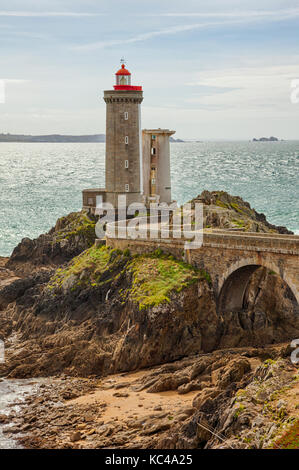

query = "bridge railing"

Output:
[[200, 231, 299, 254], [105, 216, 200, 241], [105, 218, 299, 254], [207, 229, 299, 240]]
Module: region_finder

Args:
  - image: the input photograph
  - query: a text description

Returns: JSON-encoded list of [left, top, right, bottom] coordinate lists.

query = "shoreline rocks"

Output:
[[0, 190, 298, 449]]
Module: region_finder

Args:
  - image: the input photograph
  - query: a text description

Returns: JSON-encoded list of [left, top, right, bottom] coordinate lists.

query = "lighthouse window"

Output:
[[124, 112, 128, 120], [125, 136, 129, 144], [152, 135, 156, 140], [151, 147, 156, 155], [151, 178, 156, 185], [125, 160, 129, 168], [125, 184, 129, 192]]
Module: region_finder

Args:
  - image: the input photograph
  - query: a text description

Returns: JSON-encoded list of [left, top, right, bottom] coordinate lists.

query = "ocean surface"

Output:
[[0, 141, 298, 257]]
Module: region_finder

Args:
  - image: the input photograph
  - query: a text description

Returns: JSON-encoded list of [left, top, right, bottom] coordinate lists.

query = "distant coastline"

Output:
[[0, 133, 186, 143], [0, 133, 105, 143], [169, 136, 184, 143]]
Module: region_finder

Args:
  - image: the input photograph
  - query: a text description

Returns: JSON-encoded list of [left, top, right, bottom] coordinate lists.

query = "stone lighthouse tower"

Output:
[[82, 63, 175, 214], [104, 63, 143, 207], [82, 62, 143, 211]]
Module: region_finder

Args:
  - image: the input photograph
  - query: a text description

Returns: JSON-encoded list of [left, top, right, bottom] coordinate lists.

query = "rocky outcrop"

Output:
[[0, 271, 52, 311], [0, 246, 298, 379], [0, 189, 298, 450], [189, 190, 293, 234], [6, 212, 97, 275], [0, 248, 218, 378]]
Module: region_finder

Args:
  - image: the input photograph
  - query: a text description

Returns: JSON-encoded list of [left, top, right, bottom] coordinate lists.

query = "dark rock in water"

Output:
[[253, 136, 279, 142]]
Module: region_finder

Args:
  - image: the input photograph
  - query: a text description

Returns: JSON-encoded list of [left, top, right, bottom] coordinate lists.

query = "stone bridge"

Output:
[[104, 221, 299, 312]]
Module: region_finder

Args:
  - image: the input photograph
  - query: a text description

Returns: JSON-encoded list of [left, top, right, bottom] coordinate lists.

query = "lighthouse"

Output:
[[82, 63, 175, 213], [104, 63, 144, 207]]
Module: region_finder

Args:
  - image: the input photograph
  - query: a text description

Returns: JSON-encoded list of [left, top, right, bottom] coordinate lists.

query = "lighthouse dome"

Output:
[[115, 64, 131, 76], [114, 62, 142, 91]]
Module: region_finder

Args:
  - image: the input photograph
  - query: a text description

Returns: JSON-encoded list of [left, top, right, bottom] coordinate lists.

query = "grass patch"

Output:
[[127, 253, 201, 310], [215, 199, 229, 209], [48, 245, 113, 289], [234, 404, 245, 418], [230, 202, 245, 214], [48, 245, 211, 310], [232, 218, 245, 228]]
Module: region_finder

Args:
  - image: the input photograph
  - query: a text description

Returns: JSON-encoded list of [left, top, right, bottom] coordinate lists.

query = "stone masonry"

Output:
[[104, 90, 143, 207]]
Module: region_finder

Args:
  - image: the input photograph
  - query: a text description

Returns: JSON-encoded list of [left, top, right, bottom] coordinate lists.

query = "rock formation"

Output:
[[0, 191, 298, 449], [189, 190, 293, 234], [7, 212, 97, 275]]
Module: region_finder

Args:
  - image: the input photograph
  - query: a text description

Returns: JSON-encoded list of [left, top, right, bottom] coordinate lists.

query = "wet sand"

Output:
[[69, 369, 198, 424]]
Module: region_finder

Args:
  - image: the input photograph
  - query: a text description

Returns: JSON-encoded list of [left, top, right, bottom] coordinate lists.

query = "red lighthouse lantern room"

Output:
[[114, 63, 142, 91]]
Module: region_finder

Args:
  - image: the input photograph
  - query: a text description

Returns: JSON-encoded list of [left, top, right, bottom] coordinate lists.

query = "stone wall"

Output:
[[82, 188, 106, 212]]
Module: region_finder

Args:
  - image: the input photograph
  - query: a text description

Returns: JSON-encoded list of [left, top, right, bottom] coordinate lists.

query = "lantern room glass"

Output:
[[116, 75, 131, 86]]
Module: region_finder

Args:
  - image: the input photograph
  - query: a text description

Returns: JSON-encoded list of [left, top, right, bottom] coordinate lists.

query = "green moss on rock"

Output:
[[48, 245, 112, 290], [48, 245, 208, 310], [126, 253, 200, 310]]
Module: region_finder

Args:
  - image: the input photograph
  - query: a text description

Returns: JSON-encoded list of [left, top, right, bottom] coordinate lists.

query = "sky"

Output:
[[0, 0, 299, 140]]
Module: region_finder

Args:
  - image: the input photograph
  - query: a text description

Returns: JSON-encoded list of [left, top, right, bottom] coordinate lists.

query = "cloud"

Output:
[[2, 79, 28, 83], [141, 8, 299, 19], [72, 8, 299, 51], [1, 31, 49, 39], [72, 22, 219, 51], [0, 11, 101, 17], [184, 64, 299, 114]]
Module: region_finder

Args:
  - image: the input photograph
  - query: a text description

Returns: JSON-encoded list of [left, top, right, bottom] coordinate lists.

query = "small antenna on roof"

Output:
[[120, 57, 125, 66]]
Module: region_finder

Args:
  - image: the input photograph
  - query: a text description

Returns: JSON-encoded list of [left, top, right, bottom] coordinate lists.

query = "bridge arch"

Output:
[[217, 258, 299, 313]]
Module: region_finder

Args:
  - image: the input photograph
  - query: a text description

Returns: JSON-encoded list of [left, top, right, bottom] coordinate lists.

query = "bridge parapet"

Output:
[[105, 218, 299, 255], [201, 232, 299, 255]]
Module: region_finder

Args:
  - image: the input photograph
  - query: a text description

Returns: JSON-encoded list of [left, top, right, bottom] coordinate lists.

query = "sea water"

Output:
[[0, 141, 298, 256]]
